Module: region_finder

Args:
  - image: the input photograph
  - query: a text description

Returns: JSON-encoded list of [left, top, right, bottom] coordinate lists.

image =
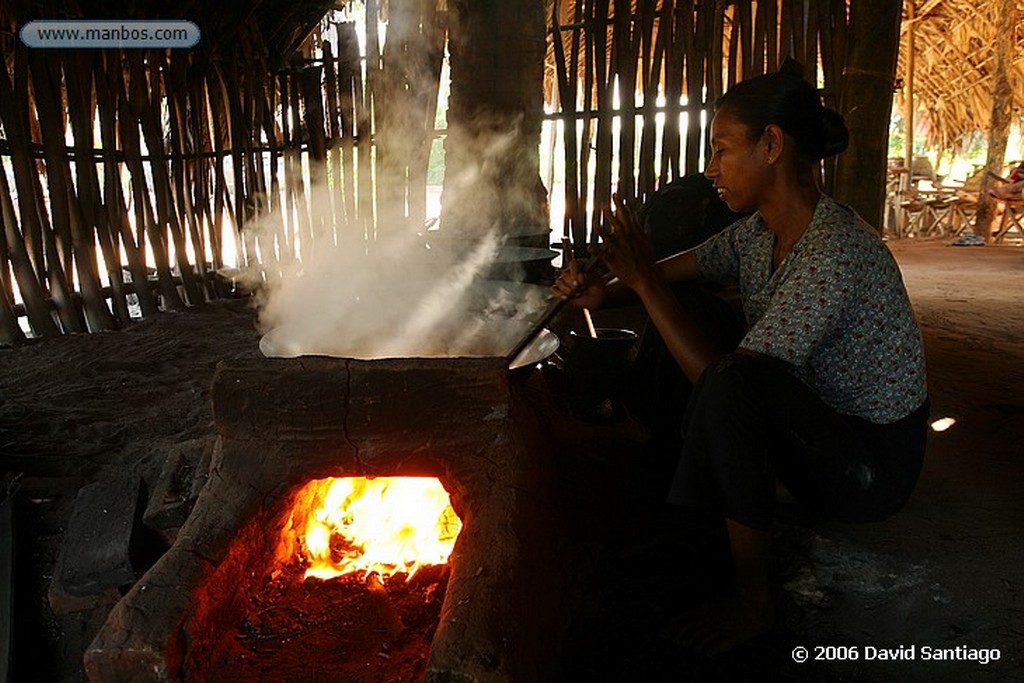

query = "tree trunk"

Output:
[[441, 0, 547, 238], [834, 0, 903, 231], [976, 0, 1015, 241]]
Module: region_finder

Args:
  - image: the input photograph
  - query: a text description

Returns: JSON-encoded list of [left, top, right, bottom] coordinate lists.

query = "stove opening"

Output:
[[184, 476, 463, 682], [277, 476, 463, 581]]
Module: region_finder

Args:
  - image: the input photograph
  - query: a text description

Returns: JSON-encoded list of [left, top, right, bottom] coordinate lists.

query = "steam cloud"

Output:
[[243, 183, 552, 363]]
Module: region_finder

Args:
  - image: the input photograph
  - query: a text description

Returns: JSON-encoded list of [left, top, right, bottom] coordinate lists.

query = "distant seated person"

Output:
[[625, 175, 746, 457], [989, 160, 1024, 200], [638, 173, 747, 260]]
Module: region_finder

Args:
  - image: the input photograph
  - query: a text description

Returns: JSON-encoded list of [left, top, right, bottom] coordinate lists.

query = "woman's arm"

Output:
[[630, 273, 720, 383], [598, 195, 719, 383], [551, 238, 703, 309], [658, 249, 701, 283]]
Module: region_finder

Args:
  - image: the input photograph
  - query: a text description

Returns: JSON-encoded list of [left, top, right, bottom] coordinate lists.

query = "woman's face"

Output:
[[704, 108, 770, 213]]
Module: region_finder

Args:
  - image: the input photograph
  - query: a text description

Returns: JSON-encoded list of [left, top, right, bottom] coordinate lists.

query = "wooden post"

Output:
[[611, 0, 636, 202], [28, 50, 104, 332], [0, 140, 58, 337], [0, 194, 28, 344], [96, 53, 160, 318], [551, 0, 580, 245], [834, 0, 902, 230], [337, 22, 362, 244], [976, 0, 1016, 241], [323, 40, 343, 239], [441, 0, 547, 239], [903, 0, 915, 188], [64, 53, 131, 326], [578, 0, 596, 247], [140, 52, 204, 306], [593, 0, 612, 235], [637, 0, 669, 200], [120, 52, 186, 311], [3, 49, 84, 333]]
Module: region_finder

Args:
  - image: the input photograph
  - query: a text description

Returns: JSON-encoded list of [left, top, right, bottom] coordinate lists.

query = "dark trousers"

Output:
[[666, 352, 930, 530]]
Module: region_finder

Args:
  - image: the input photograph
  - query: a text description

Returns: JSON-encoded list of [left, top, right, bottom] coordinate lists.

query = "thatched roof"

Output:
[[897, 0, 1024, 153]]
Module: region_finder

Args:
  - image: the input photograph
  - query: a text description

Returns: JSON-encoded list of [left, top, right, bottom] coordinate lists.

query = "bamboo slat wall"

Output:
[[545, 0, 851, 251], [0, 8, 445, 343], [0, 0, 852, 343]]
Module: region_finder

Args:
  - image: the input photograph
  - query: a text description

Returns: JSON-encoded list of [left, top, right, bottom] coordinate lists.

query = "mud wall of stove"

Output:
[[84, 356, 566, 682]]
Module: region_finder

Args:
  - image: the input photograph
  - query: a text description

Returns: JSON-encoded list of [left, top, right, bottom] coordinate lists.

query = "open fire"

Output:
[[278, 476, 463, 581]]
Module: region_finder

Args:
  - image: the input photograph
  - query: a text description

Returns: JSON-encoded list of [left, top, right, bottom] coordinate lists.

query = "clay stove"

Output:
[[84, 355, 563, 681]]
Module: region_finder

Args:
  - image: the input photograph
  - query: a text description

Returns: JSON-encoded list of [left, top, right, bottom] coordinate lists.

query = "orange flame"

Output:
[[278, 477, 462, 581]]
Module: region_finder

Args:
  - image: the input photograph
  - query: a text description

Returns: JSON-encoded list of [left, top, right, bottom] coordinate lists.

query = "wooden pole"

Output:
[[208, 68, 243, 270], [118, 54, 187, 311], [337, 22, 361, 244], [143, 52, 203, 306], [834, 0, 902, 230], [0, 186, 29, 344], [637, 0, 669, 200], [28, 50, 99, 332], [611, 0, 637, 202], [0, 76, 60, 337], [551, 0, 580, 245], [593, 0, 612, 237], [903, 0, 915, 186], [976, 0, 1016, 241], [363, 0, 381, 241], [96, 53, 159, 318], [64, 53, 131, 326], [578, 0, 595, 247], [0, 163, 55, 337], [323, 40, 343, 240]]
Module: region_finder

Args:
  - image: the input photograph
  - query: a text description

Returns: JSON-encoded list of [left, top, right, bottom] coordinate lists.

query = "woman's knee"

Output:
[[692, 352, 788, 411]]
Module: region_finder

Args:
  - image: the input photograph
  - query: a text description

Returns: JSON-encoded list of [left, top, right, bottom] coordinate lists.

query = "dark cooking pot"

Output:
[[563, 327, 639, 399], [486, 246, 558, 283]]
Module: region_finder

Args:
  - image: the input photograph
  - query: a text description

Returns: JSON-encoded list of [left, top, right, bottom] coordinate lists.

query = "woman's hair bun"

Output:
[[818, 107, 849, 158], [716, 68, 851, 161]]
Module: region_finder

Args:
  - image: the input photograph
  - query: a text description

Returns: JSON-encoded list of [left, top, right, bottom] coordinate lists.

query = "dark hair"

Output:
[[715, 71, 849, 160]]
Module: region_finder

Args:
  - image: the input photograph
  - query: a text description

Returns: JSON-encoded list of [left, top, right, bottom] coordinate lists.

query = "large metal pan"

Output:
[[258, 279, 560, 371]]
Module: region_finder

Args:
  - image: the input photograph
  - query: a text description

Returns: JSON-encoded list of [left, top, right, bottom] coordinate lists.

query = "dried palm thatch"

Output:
[[897, 0, 1024, 153]]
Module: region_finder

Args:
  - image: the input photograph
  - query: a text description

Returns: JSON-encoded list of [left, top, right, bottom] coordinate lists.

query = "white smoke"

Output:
[[244, 183, 552, 362]]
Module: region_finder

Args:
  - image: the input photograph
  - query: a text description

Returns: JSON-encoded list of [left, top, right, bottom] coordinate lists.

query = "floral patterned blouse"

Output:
[[695, 195, 927, 424]]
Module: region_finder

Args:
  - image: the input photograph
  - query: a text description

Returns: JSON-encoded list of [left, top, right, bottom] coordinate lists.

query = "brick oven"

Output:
[[84, 355, 565, 681]]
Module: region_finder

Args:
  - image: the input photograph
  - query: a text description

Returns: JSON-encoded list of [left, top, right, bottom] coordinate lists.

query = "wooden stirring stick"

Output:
[[504, 248, 604, 367]]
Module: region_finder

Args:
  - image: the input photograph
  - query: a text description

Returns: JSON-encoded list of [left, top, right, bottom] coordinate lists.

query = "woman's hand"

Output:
[[550, 256, 606, 309], [597, 193, 661, 292]]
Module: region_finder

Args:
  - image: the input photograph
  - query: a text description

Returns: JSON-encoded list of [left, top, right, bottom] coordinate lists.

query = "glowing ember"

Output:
[[278, 477, 462, 581]]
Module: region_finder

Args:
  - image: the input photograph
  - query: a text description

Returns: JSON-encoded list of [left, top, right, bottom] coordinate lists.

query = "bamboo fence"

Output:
[[0, 9, 440, 343], [0, 0, 859, 343]]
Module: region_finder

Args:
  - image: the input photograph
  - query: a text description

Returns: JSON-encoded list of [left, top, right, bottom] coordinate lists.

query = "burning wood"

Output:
[[278, 476, 462, 581], [366, 572, 405, 640]]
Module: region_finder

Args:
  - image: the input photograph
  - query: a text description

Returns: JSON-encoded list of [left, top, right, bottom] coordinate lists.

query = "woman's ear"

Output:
[[762, 124, 785, 164]]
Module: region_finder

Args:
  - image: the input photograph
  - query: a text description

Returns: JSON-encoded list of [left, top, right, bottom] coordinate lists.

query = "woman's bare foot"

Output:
[[666, 587, 775, 656], [664, 518, 775, 656]]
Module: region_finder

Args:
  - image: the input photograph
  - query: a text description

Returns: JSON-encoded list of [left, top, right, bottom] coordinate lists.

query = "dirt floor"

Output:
[[1, 238, 1022, 682]]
